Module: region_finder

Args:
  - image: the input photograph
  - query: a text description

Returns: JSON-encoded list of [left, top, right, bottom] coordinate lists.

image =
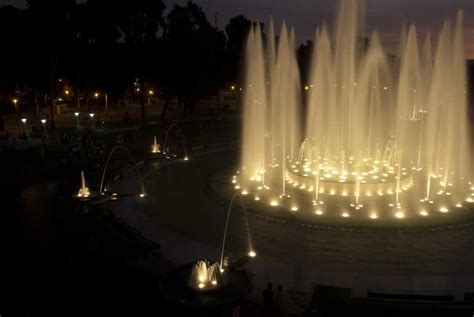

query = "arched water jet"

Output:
[[99, 145, 146, 196], [162, 123, 189, 160], [219, 194, 255, 271]]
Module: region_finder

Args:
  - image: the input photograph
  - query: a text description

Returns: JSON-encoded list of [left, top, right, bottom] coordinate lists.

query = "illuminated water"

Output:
[[239, 0, 472, 222]]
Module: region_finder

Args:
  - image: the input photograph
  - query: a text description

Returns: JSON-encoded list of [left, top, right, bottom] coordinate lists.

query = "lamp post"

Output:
[[74, 112, 80, 129], [148, 89, 154, 105], [89, 112, 95, 128], [20, 117, 29, 140], [93, 91, 108, 116], [12, 98, 18, 111], [41, 119, 49, 139]]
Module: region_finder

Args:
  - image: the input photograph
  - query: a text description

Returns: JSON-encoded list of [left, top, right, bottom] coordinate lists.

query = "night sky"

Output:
[[1, 0, 473, 58]]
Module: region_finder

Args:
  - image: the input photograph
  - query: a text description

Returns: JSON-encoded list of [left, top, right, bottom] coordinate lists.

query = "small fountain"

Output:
[[74, 170, 98, 202], [159, 195, 255, 306], [188, 261, 226, 291], [150, 136, 161, 154], [76, 171, 90, 198]]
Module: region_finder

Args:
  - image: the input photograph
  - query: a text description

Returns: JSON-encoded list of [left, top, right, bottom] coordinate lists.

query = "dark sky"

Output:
[[1, 0, 473, 58]]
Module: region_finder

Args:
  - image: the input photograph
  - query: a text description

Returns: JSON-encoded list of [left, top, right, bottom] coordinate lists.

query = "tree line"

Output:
[[0, 0, 270, 120]]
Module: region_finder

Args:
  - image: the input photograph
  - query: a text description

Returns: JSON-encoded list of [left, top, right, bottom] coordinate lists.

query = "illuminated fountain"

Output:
[[185, 194, 255, 293], [75, 170, 99, 202], [188, 261, 224, 291], [76, 170, 91, 198], [150, 136, 161, 154], [237, 0, 472, 223]]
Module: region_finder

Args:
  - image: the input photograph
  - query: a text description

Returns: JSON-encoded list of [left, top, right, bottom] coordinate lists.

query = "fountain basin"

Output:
[[160, 263, 251, 308]]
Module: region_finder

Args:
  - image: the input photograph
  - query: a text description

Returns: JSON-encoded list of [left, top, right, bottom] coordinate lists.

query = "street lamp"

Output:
[[147, 89, 154, 105], [12, 98, 18, 109], [40, 118, 49, 139], [89, 112, 95, 128], [74, 112, 80, 129], [94, 92, 99, 98], [65, 90, 70, 96], [20, 117, 28, 140]]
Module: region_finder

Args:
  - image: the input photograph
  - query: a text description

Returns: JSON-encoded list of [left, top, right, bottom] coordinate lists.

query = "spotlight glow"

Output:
[[395, 212, 405, 219], [419, 210, 428, 216]]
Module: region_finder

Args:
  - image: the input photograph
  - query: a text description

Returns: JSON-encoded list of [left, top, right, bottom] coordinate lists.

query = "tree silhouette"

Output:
[[0, 1, 264, 121], [225, 15, 252, 85], [160, 2, 226, 117]]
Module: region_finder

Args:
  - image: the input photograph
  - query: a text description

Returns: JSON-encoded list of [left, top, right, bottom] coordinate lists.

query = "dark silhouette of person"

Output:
[[262, 283, 274, 317]]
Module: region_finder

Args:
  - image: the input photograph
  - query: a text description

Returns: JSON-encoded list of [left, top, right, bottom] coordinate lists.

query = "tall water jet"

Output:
[[237, 0, 472, 223], [241, 23, 267, 185]]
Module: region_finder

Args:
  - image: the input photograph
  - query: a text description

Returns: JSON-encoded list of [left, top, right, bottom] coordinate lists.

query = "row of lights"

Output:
[[20, 118, 47, 125], [269, 198, 457, 219], [74, 112, 95, 119], [303, 83, 390, 91]]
